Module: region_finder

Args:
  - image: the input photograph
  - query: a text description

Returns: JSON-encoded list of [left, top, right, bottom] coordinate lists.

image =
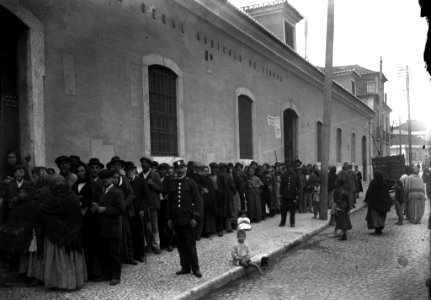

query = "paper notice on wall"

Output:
[[268, 115, 281, 138]]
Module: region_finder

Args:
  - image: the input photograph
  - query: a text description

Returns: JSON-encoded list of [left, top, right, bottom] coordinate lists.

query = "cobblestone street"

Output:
[[206, 202, 430, 300]]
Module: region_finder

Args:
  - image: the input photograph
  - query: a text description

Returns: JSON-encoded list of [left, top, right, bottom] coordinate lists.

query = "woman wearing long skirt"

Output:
[[364, 171, 392, 234], [245, 166, 263, 222], [405, 166, 426, 224], [38, 175, 87, 290]]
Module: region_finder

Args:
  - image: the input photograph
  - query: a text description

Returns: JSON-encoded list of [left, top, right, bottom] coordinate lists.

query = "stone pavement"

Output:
[[206, 196, 430, 300], [0, 187, 368, 300]]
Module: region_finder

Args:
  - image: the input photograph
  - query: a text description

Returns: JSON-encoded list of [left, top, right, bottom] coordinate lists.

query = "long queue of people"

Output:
[[0, 151, 364, 290]]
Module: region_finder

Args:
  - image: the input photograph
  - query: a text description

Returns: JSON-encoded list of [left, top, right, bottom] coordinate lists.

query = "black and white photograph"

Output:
[[0, 0, 430, 299]]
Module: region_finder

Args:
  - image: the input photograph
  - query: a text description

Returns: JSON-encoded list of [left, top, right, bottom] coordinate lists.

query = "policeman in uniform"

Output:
[[279, 161, 301, 227], [167, 159, 202, 278]]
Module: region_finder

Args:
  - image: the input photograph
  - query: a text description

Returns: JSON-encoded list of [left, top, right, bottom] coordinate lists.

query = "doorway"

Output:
[[0, 6, 27, 173]]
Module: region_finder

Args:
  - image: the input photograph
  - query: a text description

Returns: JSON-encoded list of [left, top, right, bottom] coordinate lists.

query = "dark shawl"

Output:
[[364, 178, 392, 213], [38, 184, 83, 252]]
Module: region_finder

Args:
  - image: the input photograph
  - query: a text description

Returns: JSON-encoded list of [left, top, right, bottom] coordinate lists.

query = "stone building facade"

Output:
[[0, 0, 374, 178]]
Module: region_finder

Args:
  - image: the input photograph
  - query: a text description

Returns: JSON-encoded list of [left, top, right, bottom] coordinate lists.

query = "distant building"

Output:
[[391, 120, 429, 166], [327, 64, 392, 158], [0, 0, 374, 179]]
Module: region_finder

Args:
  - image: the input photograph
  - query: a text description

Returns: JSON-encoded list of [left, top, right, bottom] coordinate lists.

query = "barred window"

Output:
[[149, 65, 178, 156], [238, 95, 253, 159], [336, 128, 342, 163], [351, 133, 356, 163]]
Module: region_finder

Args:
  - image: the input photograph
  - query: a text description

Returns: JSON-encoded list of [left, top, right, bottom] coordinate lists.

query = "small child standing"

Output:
[[231, 230, 262, 273], [237, 210, 251, 231], [394, 180, 405, 226], [335, 192, 352, 241], [312, 180, 320, 219]]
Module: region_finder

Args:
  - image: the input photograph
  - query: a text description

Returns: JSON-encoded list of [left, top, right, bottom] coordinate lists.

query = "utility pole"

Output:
[[399, 117, 402, 155], [319, 0, 335, 221], [304, 19, 309, 61], [398, 65, 413, 165], [378, 57, 384, 156]]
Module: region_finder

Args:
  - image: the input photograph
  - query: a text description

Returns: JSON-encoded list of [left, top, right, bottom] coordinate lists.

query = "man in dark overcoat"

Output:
[[167, 159, 202, 278], [139, 156, 164, 254], [125, 161, 150, 262], [209, 162, 229, 236], [279, 162, 301, 227], [91, 169, 125, 286]]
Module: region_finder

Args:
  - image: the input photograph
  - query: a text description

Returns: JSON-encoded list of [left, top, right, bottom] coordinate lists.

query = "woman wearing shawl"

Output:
[[245, 166, 263, 222], [364, 171, 392, 234], [405, 165, 426, 224], [38, 175, 86, 290]]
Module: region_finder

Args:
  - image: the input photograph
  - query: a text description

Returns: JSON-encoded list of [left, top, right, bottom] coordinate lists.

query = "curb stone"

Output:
[[173, 203, 368, 300]]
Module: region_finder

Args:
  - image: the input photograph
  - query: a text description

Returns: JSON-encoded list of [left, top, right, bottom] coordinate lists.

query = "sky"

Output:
[[229, 0, 431, 129]]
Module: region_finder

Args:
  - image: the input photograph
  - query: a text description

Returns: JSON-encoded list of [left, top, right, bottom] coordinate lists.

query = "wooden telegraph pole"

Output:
[[319, 0, 335, 220]]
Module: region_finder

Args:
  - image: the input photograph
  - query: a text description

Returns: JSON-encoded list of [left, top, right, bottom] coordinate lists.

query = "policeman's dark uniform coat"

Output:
[[280, 166, 301, 226], [166, 165, 202, 273]]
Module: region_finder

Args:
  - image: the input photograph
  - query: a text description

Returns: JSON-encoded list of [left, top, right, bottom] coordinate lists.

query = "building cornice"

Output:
[[175, 0, 373, 116]]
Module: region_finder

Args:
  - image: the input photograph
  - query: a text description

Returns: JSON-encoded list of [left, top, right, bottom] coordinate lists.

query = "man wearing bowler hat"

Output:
[[167, 159, 202, 278], [55, 155, 78, 188], [279, 161, 301, 227], [88, 158, 104, 183], [91, 169, 125, 286]]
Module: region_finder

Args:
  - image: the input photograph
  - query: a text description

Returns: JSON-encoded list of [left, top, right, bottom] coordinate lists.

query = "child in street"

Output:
[[231, 230, 262, 274], [394, 180, 405, 226], [312, 178, 320, 219], [335, 192, 352, 240], [237, 210, 251, 231]]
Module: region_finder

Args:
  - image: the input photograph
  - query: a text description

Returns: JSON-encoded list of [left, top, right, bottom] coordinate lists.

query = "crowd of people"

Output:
[[0, 151, 366, 290]]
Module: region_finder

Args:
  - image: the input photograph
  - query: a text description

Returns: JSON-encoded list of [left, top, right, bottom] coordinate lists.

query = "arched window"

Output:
[[351, 133, 356, 163], [238, 95, 253, 159], [316, 121, 322, 162], [336, 128, 342, 163], [149, 65, 178, 156]]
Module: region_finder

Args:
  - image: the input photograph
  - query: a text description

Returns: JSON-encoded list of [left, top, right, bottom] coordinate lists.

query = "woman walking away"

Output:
[[364, 171, 392, 234], [38, 175, 87, 290], [405, 166, 426, 224]]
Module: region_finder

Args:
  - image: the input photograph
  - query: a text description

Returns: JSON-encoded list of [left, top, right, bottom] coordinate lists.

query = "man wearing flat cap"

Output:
[[167, 159, 202, 278], [139, 155, 164, 254], [92, 169, 125, 286], [55, 155, 77, 188]]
